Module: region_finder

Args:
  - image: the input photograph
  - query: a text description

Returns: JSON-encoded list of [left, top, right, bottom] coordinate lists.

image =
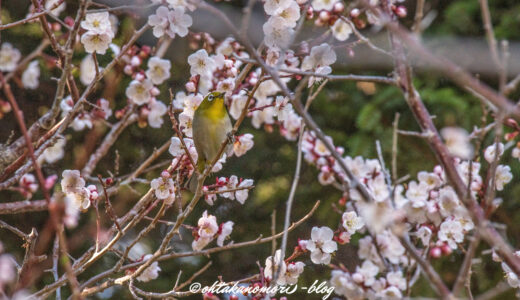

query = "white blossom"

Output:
[[81, 12, 114, 36], [233, 134, 254, 157], [0, 43, 21, 72], [332, 19, 352, 41], [136, 254, 161, 282], [235, 179, 254, 204], [80, 55, 97, 85], [61, 170, 85, 195], [197, 211, 219, 239], [21, 61, 40, 89], [148, 100, 168, 128], [275, 1, 301, 28], [438, 219, 464, 249], [148, 6, 192, 38], [126, 79, 153, 105], [217, 221, 234, 246], [40, 138, 66, 164], [484, 142, 504, 163], [311, 0, 339, 11], [354, 260, 379, 287], [81, 31, 112, 54], [305, 226, 337, 264], [146, 57, 171, 85], [285, 261, 305, 284], [264, 0, 294, 15], [187, 49, 215, 77], [150, 177, 174, 200], [441, 127, 473, 159], [342, 211, 364, 234], [263, 16, 294, 49], [264, 249, 287, 285], [495, 165, 513, 191]]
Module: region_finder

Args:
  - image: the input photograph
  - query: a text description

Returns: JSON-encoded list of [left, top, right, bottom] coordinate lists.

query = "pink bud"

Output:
[[135, 73, 145, 81], [441, 244, 452, 255], [350, 8, 361, 18], [130, 56, 141, 67], [333, 2, 344, 14], [185, 81, 196, 93], [430, 247, 442, 258], [44, 175, 58, 190], [352, 273, 364, 283], [124, 65, 133, 75], [161, 170, 171, 178], [151, 87, 160, 96], [319, 11, 330, 22], [395, 6, 407, 18]]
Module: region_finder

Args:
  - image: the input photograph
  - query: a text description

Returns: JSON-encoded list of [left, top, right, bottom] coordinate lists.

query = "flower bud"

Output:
[[430, 247, 442, 258], [185, 81, 196, 92], [350, 8, 361, 18]]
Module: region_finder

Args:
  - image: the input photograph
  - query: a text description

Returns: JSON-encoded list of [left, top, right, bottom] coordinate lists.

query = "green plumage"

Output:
[[189, 92, 232, 191]]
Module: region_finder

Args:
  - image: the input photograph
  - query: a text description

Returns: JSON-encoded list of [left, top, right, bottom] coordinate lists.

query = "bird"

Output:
[[189, 91, 233, 191]]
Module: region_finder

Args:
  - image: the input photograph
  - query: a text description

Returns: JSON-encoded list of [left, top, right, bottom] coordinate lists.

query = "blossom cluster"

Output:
[[191, 211, 234, 250], [60, 170, 98, 228]]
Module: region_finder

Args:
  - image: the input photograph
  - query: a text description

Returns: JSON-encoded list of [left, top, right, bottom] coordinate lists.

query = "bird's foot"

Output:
[[226, 132, 235, 144]]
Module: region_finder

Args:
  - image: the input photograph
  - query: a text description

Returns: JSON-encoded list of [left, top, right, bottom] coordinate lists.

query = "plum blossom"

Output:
[[0, 43, 21, 72], [438, 219, 464, 249], [146, 57, 171, 85], [169, 137, 196, 158], [235, 179, 254, 204], [216, 221, 234, 246], [71, 114, 93, 131], [495, 165, 513, 191], [81, 32, 112, 54], [386, 271, 406, 290], [484, 142, 504, 163], [80, 55, 97, 85], [197, 211, 219, 239], [274, 1, 301, 27], [61, 170, 85, 195], [21, 61, 40, 89], [285, 261, 305, 284], [264, 0, 294, 15], [332, 19, 352, 41], [342, 211, 364, 234], [229, 92, 248, 119], [305, 226, 337, 264], [301, 43, 336, 85], [44, 0, 66, 16], [81, 12, 113, 36], [40, 138, 66, 164], [136, 254, 161, 282], [353, 260, 379, 287], [440, 127, 473, 159], [311, 0, 339, 11], [0, 252, 16, 288], [187, 49, 215, 77], [263, 249, 287, 285], [126, 79, 153, 105], [233, 134, 254, 157], [148, 100, 168, 128], [148, 6, 192, 39], [150, 176, 175, 202], [263, 16, 294, 49]]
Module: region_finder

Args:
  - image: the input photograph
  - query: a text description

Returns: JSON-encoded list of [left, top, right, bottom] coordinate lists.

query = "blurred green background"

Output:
[[2, 0, 520, 299]]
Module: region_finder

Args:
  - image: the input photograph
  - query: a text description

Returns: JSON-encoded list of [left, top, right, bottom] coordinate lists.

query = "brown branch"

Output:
[[0, 199, 48, 214]]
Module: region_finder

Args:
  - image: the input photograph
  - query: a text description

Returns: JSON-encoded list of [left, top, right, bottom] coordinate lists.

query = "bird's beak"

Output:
[[217, 92, 225, 97]]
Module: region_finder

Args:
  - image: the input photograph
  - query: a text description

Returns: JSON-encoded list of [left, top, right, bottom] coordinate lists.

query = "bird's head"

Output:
[[195, 91, 228, 120], [197, 91, 226, 111]]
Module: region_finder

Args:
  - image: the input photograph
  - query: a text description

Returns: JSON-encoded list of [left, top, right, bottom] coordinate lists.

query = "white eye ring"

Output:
[[208, 94, 214, 101]]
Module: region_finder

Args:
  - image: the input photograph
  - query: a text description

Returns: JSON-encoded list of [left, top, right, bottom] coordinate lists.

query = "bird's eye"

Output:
[[208, 95, 214, 102]]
